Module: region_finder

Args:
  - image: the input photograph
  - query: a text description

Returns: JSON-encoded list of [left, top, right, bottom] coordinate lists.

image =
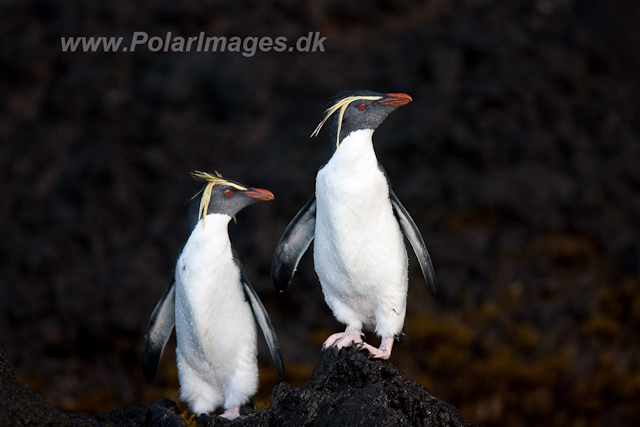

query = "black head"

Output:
[[187, 172, 274, 229], [312, 90, 412, 150]]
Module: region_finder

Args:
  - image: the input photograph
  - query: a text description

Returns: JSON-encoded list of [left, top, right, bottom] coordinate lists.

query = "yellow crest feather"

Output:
[[310, 95, 383, 150], [190, 171, 246, 228]]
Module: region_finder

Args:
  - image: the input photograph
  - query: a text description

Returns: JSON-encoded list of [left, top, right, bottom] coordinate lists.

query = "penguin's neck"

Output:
[[330, 128, 377, 170], [191, 213, 232, 248]]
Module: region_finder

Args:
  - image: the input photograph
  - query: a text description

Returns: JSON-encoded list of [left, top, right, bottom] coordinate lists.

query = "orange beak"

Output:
[[378, 93, 413, 107], [244, 187, 275, 201]]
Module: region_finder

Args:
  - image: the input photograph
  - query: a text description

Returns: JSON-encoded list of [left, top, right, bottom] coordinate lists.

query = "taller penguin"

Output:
[[142, 171, 283, 419], [272, 91, 437, 359]]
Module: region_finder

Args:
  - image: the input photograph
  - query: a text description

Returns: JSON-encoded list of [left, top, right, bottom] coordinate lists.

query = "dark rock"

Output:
[[68, 398, 186, 427], [0, 342, 186, 426], [140, 398, 186, 427], [196, 411, 271, 427], [268, 347, 475, 427], [0, 346, 70, 426], [0, 345, 474, 427]]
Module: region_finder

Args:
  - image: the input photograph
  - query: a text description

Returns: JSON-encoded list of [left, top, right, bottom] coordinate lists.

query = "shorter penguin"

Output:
[[142, 171, 283, 419]]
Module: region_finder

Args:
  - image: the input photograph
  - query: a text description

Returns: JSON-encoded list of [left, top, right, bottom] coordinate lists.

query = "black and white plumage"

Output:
[[142, 172, 283, 419], [272, 90, 436, 359]]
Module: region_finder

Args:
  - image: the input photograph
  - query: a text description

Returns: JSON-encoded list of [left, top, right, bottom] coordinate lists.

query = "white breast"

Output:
[[174, 213, 257, 412], [314, 129, 408, 337]]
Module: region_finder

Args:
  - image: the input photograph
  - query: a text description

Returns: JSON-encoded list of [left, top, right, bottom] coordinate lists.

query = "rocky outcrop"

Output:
[[261, 347, 475, 427], [0, 347, 69, 427], [0, 345, 474, 427]]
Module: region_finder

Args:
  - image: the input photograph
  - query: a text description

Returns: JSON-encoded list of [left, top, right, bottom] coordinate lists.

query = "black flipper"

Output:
[[271, 195, 317, 292], [389, 189, 438, 297], [141, 279, 176, 380], [241, 270, 284, 380]]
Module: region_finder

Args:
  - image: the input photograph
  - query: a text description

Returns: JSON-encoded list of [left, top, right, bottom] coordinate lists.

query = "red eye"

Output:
[[358, 104, 366, 111], [224, 189, 232, 197]]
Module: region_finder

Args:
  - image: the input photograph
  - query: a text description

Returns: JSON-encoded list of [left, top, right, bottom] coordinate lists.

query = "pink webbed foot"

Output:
[[322, 326, 364, 351], [220, 406, 241, 420], [356, 336, 394, 360]]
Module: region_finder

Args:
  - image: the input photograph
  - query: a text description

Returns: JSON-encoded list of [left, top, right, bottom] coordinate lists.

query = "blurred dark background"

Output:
[[2, 0, 640, 426]]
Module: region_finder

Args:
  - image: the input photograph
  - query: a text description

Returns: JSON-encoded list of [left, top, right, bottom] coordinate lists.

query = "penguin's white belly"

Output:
[[313, 130, 408, 337], [174, 214, 257, 414]]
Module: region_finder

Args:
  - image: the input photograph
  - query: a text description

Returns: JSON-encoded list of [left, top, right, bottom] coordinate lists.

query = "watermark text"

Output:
[[61, 32, 327, 56]]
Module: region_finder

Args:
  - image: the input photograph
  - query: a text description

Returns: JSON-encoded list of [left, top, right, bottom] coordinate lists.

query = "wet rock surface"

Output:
[[1, 345, 474, 427]]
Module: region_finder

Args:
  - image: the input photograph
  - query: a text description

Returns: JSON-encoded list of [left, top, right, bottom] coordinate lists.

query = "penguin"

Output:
[[142, 171, 284, 419], [272, 90, 437, 360]]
